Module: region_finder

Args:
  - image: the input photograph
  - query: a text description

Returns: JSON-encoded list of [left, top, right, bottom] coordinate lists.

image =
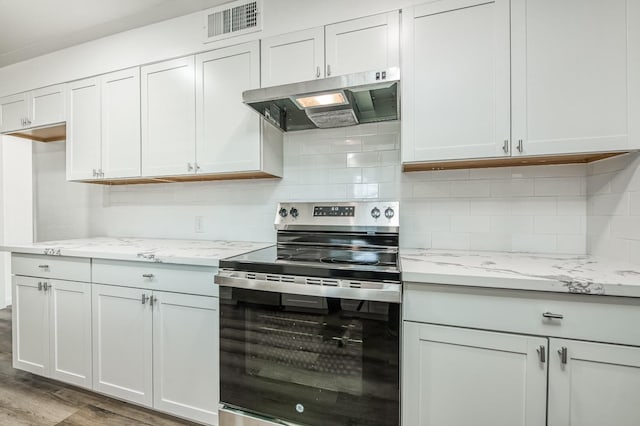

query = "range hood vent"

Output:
[[243, 67, 400, 132]]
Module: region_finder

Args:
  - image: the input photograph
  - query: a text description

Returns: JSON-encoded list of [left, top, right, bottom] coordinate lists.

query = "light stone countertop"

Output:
[[2, 237, 273, 267], [401, 249, 640, 297]]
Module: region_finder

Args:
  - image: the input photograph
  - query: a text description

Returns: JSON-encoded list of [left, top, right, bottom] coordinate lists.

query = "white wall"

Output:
[[0, 0, 411, 97], [39, 122, 587, 254], [587, 153, 640, 264], [0, 136, 34, 307]]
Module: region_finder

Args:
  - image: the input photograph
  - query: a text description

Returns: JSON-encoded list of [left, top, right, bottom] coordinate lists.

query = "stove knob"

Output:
[[371, 207, 381, 219], [384, 207, 395, 219], [279, 208, 288, 218], [290, 207, 299, 218]]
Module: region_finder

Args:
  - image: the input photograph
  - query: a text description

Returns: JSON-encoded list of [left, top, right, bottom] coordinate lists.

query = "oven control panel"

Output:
[[275, 201, 399, 229]]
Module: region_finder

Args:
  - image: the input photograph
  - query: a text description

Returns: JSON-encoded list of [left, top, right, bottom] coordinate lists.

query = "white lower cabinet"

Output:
[[403, 322, 547, 426], [548, 339, 640, 426], [92, 283, 219, 424], [153, 292, 219, 425], [403, 284, 640, 426], [92, 284, 154, 406], [12, 275, 92, 388]]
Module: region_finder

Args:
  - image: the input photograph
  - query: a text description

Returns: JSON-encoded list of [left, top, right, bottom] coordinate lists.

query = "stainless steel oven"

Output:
[[215, 202, 401, 426]]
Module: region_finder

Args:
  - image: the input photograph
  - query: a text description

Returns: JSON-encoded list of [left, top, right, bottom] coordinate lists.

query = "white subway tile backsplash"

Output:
[[451, 216, 490, 233], [36, 124, 593, 255], [534, 177, 584, 196], [450, 181, 491, 198], [491, 179, 534, 197]]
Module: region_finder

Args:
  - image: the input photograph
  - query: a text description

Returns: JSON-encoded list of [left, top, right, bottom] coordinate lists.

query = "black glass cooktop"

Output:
[[219, 245, 400, 282]]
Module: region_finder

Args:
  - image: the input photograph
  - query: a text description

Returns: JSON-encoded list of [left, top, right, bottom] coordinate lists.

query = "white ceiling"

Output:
[[0, 0, 231, 68]]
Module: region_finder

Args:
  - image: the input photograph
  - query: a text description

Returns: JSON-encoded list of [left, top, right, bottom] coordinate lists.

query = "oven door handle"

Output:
[[214, 273, 402, 304]]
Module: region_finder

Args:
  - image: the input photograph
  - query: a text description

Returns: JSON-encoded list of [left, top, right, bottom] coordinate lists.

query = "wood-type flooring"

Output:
[[0, 307, 195, 425]]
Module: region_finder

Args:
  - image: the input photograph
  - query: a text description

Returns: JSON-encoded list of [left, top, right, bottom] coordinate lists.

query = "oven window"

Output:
[[220, 287, 400, 426]]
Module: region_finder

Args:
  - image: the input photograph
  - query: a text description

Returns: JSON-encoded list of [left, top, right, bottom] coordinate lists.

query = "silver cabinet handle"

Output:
[[542, 312, 564, 320], [26, 119, 31, 126], [149, 295, 156, 307], [98, 169, 103, 178], [517, 139, 524, 153], [558, 346, 568, 365], [503, 140, 509, 153], [21, 118, 25, 126], [327, 64, 331, 76], [142, 273, 154, 279], [38, 264, 49, 269], [141, 294, 149, 304], [195, 163, 201, 172], [316, 66, 321, 78], [43, 282, 49, 292], [187, 162, 194, 172], [537, 345, 546, 363], [92, 169, 97, 177], [38, 281, 43, 291]]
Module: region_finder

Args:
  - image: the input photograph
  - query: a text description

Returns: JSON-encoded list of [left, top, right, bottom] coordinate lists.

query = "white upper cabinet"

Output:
[[511, 0, 640, 156], [141, 56, 196, 177], [0, 93, 29, 133], [325, 11, 399, 77], [0, 85, 64, 133], [66, 77, 101, 181], [30, 84, 65, 128], [402, 0, 511, 164], [196, 42, 261, 174], [101, 68, 141, 179], [261, 11, 400, 87], [261, 27, 324, 87], [66, 69, 141, 181], [548, 339, 640, 426]]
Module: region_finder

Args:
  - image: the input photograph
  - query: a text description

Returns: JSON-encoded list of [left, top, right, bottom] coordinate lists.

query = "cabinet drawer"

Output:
[[404, 283, 640, 346], [12, 254, 91, 282], [92, 259, 218, 297]]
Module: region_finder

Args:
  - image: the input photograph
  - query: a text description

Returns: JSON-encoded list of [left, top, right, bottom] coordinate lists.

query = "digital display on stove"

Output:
[[313, 206, 355, 217]]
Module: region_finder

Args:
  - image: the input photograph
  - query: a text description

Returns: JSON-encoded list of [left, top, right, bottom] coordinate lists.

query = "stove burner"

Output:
[[320, 257, 380, 266]]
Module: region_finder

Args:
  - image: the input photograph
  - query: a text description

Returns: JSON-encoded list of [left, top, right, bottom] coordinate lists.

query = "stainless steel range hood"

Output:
[[243, 67, 399, 132]]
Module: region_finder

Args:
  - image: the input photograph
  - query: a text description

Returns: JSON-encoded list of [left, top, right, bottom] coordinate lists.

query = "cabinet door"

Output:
[[261, 27, 324, 87], [141, 56, 196, 177], [196, 42, 261, 174], [49, 279, 92, 389], [101, 68, 141, 179], [401, 0, 511, 164], [12, 276, 49, 376], [30, 84, 65, 128], [325, 11, 399, 77], [548, 339, 640, 426], [511, 0, 640, 155], [0, 92, 28, 133], [153, 292, 219, 425], [403, 322, 547, 426], [65, 77, 101, 181], [92, 284, 153, 407]]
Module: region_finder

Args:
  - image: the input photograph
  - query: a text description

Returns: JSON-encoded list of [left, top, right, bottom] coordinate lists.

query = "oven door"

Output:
[[218, 286, 400, 426]]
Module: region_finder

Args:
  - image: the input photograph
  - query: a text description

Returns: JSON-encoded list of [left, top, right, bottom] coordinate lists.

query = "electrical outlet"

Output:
[[195, 216, 204, 233]]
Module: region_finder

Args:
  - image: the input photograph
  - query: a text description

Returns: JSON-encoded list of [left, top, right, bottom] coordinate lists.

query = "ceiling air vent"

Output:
[[204, 0, 262, 42]]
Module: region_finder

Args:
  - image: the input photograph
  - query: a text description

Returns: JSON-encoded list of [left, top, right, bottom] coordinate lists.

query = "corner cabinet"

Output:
[[66, 68, 141, 181], [260, 11, 399, 87], [402, 283, 640, 426], [402, 0, 640, 169]]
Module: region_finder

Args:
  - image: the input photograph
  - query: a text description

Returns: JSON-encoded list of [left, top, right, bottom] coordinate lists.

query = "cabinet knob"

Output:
[[558, 346, 568, 365], [38, 281, 43, 291], [141, 294, 149, 304], [187, 162, 194, 172], [503, 140, 509, 153], [536, 345, 546, 363], [517, 139, 524, 153], [43, 282, 49, 292]]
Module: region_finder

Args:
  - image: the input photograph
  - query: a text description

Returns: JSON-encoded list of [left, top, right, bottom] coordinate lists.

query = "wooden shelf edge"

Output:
[[76, 171, 282, 185], [7, 123, 66, 142], [402, 151, 630, 172]]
